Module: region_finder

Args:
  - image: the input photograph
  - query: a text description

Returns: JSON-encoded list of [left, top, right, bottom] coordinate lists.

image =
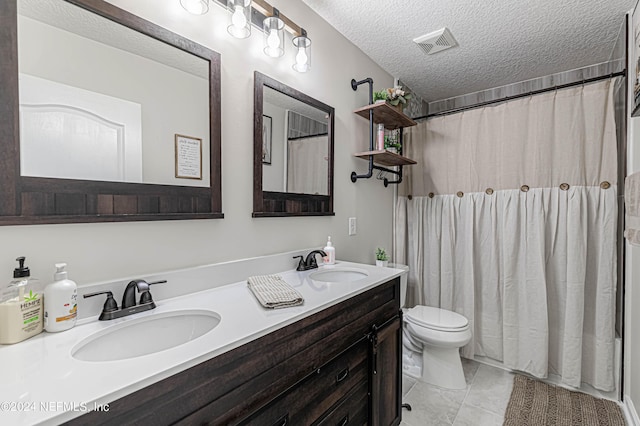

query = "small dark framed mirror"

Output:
[[0, 0, 222, 225], [253, 71, 335, 217]]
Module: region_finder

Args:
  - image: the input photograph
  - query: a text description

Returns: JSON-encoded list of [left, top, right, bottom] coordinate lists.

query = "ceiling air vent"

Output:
[[413, 27, 458, 55]]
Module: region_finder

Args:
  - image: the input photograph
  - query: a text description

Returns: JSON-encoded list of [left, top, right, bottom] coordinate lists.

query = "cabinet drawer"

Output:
[[314, 380, 368, 426], [242, 337, 369, 425]]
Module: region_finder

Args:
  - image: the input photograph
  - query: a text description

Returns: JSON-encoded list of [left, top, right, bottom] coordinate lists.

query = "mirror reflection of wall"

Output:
[[17, 0, 210, 187], [262, 86, 329, 196]]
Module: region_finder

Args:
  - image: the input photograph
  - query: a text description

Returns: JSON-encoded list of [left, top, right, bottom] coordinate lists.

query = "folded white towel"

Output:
[[247, 275, 304, 309], [626, 172, 640, 246]]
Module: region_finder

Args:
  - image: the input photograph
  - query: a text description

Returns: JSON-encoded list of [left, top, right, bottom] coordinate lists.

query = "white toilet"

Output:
[[393, 264, 472, 390]]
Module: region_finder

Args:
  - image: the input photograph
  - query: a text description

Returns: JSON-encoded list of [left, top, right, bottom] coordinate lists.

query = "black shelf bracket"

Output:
[[350, 77, 403, 187]]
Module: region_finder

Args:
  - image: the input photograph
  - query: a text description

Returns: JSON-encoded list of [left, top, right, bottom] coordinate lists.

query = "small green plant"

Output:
[[376, 248, 389, 261], [384, 131, 402, 151], [373, 90, 388, 102]]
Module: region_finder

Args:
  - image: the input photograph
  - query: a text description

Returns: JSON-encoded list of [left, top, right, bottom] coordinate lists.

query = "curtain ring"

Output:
[[485, 188, 494, 195], [600, 181, 611, 189], [408, 195, 413, 200], [520, 185, 529, 192], [559, 183, 569, 191], [456, 191, 464, 198], [428, 192, 434, 198]]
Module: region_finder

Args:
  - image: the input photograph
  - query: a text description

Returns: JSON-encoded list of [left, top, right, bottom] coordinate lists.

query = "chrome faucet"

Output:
[[84, 279, 166, 321], [293, 250, 327, 271]]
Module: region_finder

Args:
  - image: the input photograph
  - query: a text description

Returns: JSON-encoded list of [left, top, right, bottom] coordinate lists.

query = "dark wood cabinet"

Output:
[[370, 316, 402, 426], [66, 278, 401, 426]]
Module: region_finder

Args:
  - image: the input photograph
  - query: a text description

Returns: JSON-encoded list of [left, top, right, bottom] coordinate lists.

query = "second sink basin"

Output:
[[309, 267, 369, 283], [72, 309, 221, 362]]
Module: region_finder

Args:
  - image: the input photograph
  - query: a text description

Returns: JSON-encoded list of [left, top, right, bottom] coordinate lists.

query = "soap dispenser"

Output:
[[44, 263, 78, 332], [324, 236, 336, 265], [0, 257, 43, 344]]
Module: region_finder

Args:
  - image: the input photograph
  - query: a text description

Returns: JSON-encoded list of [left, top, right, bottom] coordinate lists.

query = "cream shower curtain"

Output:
[[287, 135, 329, 195], [395, 79, 618, 391]]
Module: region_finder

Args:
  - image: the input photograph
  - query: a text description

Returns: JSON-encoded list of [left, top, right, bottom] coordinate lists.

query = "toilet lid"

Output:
[[405, 306, 469, 331]]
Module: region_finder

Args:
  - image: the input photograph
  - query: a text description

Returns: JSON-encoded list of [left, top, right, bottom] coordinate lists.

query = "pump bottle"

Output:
[[44, 263, 78, 332], [324, 236, 336, 265]]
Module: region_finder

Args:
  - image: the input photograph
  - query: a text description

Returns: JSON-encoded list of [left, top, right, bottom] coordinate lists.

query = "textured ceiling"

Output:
[[302, 0, 634, 101]]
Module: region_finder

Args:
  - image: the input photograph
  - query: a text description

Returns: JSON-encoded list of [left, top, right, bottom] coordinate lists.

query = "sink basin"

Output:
[[309, 267, 369, 283], [72, 309, 220, 362]]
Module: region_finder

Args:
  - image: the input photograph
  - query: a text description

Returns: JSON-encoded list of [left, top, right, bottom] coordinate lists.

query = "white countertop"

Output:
[[0, 261, 403, 425]]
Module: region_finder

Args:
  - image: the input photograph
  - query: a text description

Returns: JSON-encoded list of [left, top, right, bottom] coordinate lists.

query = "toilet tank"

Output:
[[388, 263, 409, 308]]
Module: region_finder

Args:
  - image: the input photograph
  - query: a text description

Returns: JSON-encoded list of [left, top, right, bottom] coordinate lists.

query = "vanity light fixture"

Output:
[[263, 8, 285, 58], [227, 0, 251, 39], [292, 29, 311, 73], [180, 0, 210, 15], [180, 0, 311, 72]]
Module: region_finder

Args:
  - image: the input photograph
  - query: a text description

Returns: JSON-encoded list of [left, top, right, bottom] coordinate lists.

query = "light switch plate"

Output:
[[348, 217, 357, 236]]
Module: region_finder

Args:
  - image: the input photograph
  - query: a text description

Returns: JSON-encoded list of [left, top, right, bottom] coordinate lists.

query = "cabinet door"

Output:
[[240, 338, 369, 425], [370, 316, 402, 426]]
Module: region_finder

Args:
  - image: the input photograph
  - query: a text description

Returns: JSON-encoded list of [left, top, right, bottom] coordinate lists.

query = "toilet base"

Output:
[[421, 346, 467, 390], [402, 351, 422, 379]]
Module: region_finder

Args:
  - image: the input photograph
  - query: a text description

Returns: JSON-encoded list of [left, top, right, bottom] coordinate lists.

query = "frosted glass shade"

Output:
[[263, 16, 285, 58], [227, 0, 251, 39]]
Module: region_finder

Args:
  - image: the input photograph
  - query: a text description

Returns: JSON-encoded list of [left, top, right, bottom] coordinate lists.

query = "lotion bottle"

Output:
[[0, 257, 43, 344], [324, 236, 336, 265], [44, 263, 78, 332]]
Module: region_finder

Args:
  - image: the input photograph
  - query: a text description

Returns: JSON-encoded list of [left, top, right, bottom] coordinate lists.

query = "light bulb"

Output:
[[267, 29, 281, 49], [296, 48, 308, 67], [180, 0, 208, 15], [231, 5, 247, 28]]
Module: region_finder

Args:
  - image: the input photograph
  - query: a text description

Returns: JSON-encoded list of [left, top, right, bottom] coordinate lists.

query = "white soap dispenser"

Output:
[[324, 236, 336, 265], [44, 263, 78, 332]]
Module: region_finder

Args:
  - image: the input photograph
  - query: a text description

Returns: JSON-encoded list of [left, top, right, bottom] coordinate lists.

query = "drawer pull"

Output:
[[336, 367, 350, 384], [337, 414, 349, 426], [272, 414, 288, 426]]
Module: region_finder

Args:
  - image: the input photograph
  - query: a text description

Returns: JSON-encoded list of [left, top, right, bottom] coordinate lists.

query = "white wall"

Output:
[[625, 117, 640, 414], [625, 10, 640, 416], [0, 0, 394, 286]]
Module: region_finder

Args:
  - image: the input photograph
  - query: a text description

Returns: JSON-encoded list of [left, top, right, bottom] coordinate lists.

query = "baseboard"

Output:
[[623, 395, 640, 426]]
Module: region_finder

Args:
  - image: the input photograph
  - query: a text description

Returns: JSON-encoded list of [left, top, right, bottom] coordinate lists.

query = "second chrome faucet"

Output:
[[84, 279, 166, 320]]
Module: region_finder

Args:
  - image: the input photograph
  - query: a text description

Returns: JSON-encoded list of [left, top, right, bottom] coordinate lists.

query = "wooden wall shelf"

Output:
[[353, 102, 417, 130], [353, 150, 417, 167]]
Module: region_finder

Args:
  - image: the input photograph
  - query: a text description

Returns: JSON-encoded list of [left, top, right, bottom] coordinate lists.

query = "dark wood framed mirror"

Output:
[[253, 71, 335, 217], [0, 0, 222, 225]]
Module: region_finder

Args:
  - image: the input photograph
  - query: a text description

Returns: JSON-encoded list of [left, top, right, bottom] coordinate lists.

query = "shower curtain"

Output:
[[395, 79, 618, 391], [287, 135, 329, 194]]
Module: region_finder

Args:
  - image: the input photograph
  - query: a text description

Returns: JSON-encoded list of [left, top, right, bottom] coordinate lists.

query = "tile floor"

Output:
[[400, 358, 514, 426]]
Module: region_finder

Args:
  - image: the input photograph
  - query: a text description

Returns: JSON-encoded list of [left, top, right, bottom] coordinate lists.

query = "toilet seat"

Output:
[[405, 306, 468, 332]]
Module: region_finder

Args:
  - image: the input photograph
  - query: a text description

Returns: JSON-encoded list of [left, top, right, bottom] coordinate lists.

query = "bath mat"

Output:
[[503, 375, 625, 426]]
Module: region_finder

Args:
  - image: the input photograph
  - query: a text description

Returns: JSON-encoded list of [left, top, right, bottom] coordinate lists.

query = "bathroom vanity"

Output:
[[71, 276, 401, 425], [0, 259, 403, 425]]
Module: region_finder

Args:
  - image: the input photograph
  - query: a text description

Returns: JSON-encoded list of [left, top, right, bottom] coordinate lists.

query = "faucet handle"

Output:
[[139, 280, 166, 305], [293, 256, 305, 271], [84, 291, 119, 314]]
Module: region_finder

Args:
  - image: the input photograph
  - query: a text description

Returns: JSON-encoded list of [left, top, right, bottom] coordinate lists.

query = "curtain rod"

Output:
[[413, 71, 626, 120]]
